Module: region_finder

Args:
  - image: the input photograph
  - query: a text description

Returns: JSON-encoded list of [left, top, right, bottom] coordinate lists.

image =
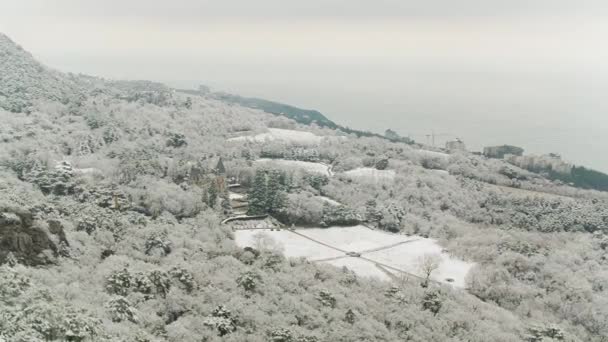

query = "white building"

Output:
[[445, 139, 466, 152]]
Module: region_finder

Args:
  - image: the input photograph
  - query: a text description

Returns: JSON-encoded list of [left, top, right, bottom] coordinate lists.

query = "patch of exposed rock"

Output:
[[0, 206, 69, 266]]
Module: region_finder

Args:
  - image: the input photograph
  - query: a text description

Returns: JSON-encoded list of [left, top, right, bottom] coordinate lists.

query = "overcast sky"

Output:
[[1, 1, 607, 171]]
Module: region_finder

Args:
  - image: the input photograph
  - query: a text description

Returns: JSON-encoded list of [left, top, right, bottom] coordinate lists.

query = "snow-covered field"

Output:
[[342, 168, 396, 182], [365, 239, 474, 287], [300, 226, 413, 253], [234, 229, 343, 260], [234, 225, 474, 287], [255, 159, 332, 176], [228, 128, 324, 144]]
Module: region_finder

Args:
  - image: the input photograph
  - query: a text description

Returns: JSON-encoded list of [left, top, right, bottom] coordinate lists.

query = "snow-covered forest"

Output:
[[1, 32, 608, 342]]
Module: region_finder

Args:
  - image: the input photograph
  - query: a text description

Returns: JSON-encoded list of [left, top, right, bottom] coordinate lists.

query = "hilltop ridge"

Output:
[[0, 33, 84, 113]]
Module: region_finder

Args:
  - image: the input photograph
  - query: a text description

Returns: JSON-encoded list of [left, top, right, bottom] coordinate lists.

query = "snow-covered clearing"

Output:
[[234, 229, 344, 260], [234, 225, 474, 287], [342, 168, 396, 182], [430, 169, 450, 176], [317, 196, 341, 206], [326, 257, 391, 279], [255, 158, 332, 176], [300, 226, 413, 253], [418, 150, 449, 160], [229, 192, 245, 200], [228, 128, 324, 144], [73, 167, 102, 175], [365, 239, 474, 288]]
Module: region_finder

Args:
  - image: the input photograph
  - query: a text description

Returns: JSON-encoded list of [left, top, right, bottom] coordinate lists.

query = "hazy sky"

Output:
[[1, 1, 607, 171]]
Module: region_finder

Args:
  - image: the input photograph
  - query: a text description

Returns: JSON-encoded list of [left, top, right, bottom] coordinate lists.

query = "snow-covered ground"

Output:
[[301, 226, 414, 253], [229, 193, 246, 200], [234, 225, 474, 287], [418, 149, 450, 160], [365, 239, 474, 288], [342, 168, 396, 182], [430, 169, 450, 176], [228, 128, 324, 144], [73, 167, 103, 175], [326, 257, 392, 280], [317, 196, 341, 206], [255, 159, 332, 176], [234, 229, 343, 260]]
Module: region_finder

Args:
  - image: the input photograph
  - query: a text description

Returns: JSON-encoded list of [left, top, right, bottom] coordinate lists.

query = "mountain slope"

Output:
[[0, 33, 606, 342], [0, 33, 83, 113], [211, 91, 339, 129]]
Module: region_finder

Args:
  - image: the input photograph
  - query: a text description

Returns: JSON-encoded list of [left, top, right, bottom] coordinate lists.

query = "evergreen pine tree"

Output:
[[220, 192, 232, 215], [365, 199, 382, 226], [206, 184, 218, 208], [266, 170, 286, 214], [248, 170, 268, 215]]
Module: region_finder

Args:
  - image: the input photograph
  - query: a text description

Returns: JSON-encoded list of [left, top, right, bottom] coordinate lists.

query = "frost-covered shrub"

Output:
[[105, 268, 132, 296], [76, 134, 103, 156], [106, 297, 138, 323], [102, 124, 121, 144], [0, 267, 98, 341], [365, 199, 405, 232], [170, 267, 196, 292], [24, 162, 75, 195], [127, 177, 203, 219], [0, 266, 31, 303], [203, 305, 236, 336], [267, 328, 320, 342], [421, 290, 442, 315], [236, 271, 261, 293], [75, 206, 126, 237], [260, 252, 284, 271], [375, 157, 389, 170], [133, 272, 154, 296], [525, 324, 567, 342], [320, 203, 360, 227], [84, 112, 106, 129], [203, 317, 236, 337], [284, 192, 324, 225], [148, 270, 171, 298], [302, 173, 329, 191], [114, 148, 165, 184], [316, 290, 336, 308], [61, 311, 99, 342], [76, 184, 130, 211], [421, 156, 446, 170], [344, 309, 356, 324], [144, 231, 172, 256], [166, 132, 187, 148], [268, 328, 293, 342]]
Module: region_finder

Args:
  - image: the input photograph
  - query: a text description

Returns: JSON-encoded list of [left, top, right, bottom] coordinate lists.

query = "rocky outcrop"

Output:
[[0, 207, 69, 266]]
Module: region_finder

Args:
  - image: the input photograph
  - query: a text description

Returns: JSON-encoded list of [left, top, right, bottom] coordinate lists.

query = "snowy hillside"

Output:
[[0, 33, 607, 342]]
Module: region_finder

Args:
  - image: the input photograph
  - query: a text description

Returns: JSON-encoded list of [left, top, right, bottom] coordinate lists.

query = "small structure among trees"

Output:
[[445, 138, 466, 152], [483, 145, 524, 159], [213, 157, 227, 193]]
